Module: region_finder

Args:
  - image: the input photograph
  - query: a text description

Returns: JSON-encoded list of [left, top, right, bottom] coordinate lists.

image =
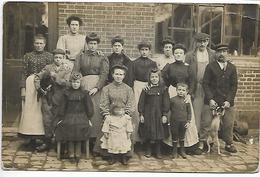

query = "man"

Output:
[[185, 32, 215, 154], [201, 44, 238, 153]]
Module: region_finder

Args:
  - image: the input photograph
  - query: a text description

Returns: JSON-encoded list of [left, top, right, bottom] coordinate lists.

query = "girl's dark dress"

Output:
[[55, 89, 94, 141], [138, 85, 170, 140]]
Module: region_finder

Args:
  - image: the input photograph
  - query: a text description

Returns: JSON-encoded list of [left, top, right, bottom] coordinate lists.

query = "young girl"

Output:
[[138, 68, 170, 159], [100, 102, 133, 165], [133, 41, 158, 142], [55, 72, 94, 162]]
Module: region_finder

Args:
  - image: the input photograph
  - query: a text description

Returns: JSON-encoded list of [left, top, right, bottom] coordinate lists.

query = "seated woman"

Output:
[[94, 64, 135, 164]]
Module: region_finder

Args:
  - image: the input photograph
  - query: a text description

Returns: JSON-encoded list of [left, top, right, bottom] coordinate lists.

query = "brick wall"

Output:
[[57, 2, 155, 58], [57, 2, 260, 127], [233, 58, 260, 128]]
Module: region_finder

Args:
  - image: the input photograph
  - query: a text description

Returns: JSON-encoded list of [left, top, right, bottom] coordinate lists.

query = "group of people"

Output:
[[18, 15, 238, 165]]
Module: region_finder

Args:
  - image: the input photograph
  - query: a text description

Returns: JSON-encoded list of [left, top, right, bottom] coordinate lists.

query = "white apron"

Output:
[[81, 75, 102, 138], [133, 80, 148, 142], [18, 75, 45, 135]]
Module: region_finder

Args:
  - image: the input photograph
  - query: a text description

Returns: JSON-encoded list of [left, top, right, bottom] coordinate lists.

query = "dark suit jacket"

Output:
[[185, 48, 215, 94], [202, 61, 238, 107]]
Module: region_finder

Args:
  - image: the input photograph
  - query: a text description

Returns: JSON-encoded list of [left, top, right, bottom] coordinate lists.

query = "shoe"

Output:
[[144, 142, 152, 158], [35, 143, 49, 152], [108, 156, 116, 165], [179, 148, 187, 159], [155, 142, 162, 159], [192, 148, 203, 155], [121, 156, 128, 165], [225, 144, 237, 153]]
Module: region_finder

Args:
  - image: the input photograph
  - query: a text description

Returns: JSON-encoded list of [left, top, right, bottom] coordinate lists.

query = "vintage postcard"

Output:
[[1, 0, 259, 176]]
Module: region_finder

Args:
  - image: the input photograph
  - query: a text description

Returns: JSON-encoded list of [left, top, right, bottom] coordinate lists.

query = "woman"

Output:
[[155, 37, 175, 70], [94, 64, 135, 163], [72, 32, 109, 140], [56, 16, 85, 77], [18, 34, 53, 150], [107, 35, 134, 88], [161, 43, 199, 151]]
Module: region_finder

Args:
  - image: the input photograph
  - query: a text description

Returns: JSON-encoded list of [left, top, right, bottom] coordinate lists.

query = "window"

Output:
[[155, 4, 260, 56], [3, 2, 51, 59]]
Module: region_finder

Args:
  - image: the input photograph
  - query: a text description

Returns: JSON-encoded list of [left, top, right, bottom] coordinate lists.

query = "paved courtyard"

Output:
[[1, 127, 259, 173]]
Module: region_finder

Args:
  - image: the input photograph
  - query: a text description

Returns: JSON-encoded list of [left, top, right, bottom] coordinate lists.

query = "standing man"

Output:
[[185, 33, 215, 154], [201, 44, 238, 153], [185, 33, 215, 131]]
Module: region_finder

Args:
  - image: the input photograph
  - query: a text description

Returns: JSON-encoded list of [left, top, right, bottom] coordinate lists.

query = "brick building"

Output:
[[2, 2, 260, 128]]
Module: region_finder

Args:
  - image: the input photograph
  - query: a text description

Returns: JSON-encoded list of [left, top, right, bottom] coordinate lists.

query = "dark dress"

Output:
[[138, 85, 170, 141], [161, 60, 194, 95], [55, 89, 94, 141], [107, 53, 134, 88]]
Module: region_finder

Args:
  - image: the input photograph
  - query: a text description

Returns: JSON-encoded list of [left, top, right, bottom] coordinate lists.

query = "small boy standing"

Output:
[[34, 48, 70, 151], [170, 83, 191, 159]]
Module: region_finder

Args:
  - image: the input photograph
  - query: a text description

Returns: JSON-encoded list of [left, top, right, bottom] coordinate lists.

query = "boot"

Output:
[[121, 154, 128, 165], [36, 138, 51, 152], [179, 141, 187, 159], [155, 141, 162, 159], [108, 154, 116, 165], [144, 141, 151, 158], [171, 141, 178, 159]]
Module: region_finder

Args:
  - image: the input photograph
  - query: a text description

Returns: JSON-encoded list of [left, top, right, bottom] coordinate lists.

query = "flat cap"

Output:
[[52, 48, 66, 55], [85, 32, 100, 43], [194, 33, 210, 41], [215, 43, 229, 51]]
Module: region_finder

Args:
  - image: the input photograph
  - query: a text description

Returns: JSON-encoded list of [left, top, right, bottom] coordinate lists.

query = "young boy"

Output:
[[169, 83, 191, 159], [34, 48, 69, 151]]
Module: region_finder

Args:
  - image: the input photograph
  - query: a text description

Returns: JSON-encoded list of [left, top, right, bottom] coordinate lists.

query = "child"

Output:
[[138, 68, 170, 159], [100, 102, 133, 165], [34, 48, 70, 151], [169, 83, 191, 159], [133, 41, 158, 142], [55, 72, 94, 162]]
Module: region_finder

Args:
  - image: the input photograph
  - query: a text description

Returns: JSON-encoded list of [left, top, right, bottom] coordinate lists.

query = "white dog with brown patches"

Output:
[[207, 106, 225, 154]]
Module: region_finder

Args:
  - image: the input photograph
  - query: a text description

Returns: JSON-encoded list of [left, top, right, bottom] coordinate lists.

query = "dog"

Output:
[[207, 106, 225, 154], [37, 74, 54, 105]]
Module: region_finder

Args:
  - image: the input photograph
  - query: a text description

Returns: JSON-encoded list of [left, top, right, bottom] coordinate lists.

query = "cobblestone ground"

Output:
[[1, 127, 259, 173]]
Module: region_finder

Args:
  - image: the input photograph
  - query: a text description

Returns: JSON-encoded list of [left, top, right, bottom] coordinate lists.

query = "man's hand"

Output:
[[162, 116, 167, 124], [140, 115, 144, 123], [89, 88, 98, 96], [209, 99, 218, 109], [223, 101, 230, 108]]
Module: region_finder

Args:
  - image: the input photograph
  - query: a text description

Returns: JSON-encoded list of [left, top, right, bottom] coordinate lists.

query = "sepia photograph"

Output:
[[1, 0, 259, 175]]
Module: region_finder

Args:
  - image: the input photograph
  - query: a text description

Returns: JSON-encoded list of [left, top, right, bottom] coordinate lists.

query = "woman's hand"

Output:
[[184, 94, 191, 103], [89, 88, 98, 96], [104, 133, 109, 139], [127, 133, 131, 139], [184, 121, 191, 128], [161, 116, 167, 124], [140, 115, 144, 123]]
